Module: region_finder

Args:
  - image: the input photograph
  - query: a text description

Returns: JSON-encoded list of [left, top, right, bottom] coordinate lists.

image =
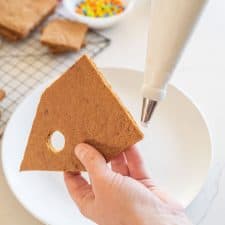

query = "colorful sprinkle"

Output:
[[75, 0, 125, 18]]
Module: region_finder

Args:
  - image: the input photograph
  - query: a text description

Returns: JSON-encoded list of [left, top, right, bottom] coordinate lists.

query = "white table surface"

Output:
[[1, 0, 225, 224]]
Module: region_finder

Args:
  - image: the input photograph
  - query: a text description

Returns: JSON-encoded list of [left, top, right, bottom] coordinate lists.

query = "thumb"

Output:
[[75, 143, 110, 180]]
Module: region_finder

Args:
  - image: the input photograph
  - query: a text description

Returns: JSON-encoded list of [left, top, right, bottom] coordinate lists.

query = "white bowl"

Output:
[[63, 0, 136, 29]]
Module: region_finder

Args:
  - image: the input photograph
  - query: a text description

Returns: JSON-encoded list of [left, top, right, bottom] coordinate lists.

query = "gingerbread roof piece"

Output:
[[0, 0, 57, 41], [20, 55, 143, 172], [40, 19, 88, 52]]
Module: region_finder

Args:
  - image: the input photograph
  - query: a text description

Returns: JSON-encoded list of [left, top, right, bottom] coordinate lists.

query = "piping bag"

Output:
[[141, 0, 207, 126]]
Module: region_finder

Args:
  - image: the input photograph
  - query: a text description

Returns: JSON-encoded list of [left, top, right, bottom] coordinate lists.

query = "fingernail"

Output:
[[74, 145, 84, 159]]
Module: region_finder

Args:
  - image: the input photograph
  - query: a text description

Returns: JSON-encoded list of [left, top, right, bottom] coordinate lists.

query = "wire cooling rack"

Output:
[[0, 12, 110, 137]]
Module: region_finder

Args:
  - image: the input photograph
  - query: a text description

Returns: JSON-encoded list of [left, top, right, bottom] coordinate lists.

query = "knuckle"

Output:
[[79, 204, 87, 216], [76, 190, 93, 216], [95, 168, 111, 181], [108, 173, 123, 187]]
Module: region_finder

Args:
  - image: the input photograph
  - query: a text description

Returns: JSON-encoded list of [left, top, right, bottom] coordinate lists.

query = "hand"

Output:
[[64, 143, 192, 225]]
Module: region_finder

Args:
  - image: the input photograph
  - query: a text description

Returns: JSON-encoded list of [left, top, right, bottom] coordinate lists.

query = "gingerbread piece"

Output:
[[0, 89, 6, 101], [0, 0, 57, 41], [40, 19, 88, 52], [0, 26, 21, 41], [20, 55, 143, 172]]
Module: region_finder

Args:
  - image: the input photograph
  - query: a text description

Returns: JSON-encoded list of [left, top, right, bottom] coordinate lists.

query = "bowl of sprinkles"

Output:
[[63, 0, 136, 29], [76, 0, 125, 18]]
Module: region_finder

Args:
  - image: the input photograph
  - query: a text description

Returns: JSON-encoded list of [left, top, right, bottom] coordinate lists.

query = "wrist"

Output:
[[134, 209, 193, 225]]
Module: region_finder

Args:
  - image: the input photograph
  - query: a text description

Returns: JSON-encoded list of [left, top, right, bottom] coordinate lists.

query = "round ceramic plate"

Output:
[[1, 68, 211, 225]]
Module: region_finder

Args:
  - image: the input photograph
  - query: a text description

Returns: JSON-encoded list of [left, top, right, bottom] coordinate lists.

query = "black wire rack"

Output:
[[0, 12, 110, 137]]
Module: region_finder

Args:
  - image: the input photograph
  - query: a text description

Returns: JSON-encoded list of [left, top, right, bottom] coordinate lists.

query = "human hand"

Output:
[[64, 143, 192, 225]]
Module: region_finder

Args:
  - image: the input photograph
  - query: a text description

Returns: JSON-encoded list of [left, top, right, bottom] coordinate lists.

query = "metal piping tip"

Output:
[[141, 98, 157, 127]]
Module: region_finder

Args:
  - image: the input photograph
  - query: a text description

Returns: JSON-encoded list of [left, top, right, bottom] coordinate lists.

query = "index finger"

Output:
[[125, 146, 149, 180], [64, 172, 94, 210]]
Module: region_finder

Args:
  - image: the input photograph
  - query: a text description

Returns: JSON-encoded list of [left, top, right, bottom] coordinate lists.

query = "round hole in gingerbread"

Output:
[[48, 130, 65, 153]]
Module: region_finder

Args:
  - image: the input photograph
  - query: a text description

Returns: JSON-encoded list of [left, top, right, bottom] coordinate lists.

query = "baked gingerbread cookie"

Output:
[[0, 0, 57, 41], [20, 55, 143, 172], [0, 89, 6, 101], [40, 19, 88, 53]]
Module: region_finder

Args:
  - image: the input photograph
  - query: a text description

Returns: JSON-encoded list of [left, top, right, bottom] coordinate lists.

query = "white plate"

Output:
[[1, 68, 211, 225]]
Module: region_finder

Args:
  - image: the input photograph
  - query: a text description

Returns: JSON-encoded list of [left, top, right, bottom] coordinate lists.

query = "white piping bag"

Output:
[[141, 0, 207, 126]]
